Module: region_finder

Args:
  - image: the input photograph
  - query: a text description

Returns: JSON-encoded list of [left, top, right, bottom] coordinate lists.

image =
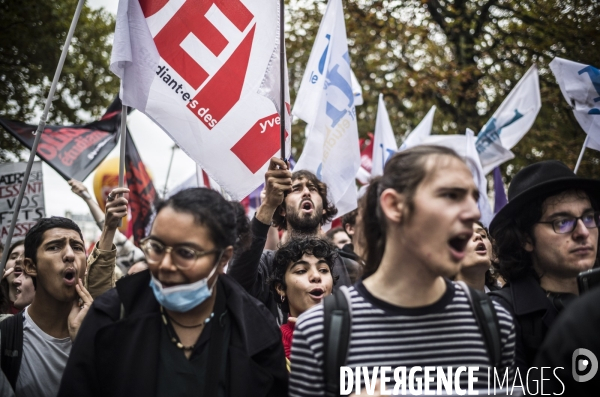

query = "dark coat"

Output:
[[534, 286, 600, 395], [228, 216, 353, 324], [489, 275, 558, 371], [58, 270, 288, 397]]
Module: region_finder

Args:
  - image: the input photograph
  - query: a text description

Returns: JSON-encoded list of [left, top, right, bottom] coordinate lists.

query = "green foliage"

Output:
[[0, 0, 118, 161], [286, 0, 600, 179]]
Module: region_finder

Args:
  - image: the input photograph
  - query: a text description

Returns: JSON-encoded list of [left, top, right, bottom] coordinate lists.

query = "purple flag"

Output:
[[493, 166, 508, 213]]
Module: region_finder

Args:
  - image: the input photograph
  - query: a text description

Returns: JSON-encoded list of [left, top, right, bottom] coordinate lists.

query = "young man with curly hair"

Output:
[[228, 158, 353, 324], [489, 160, 600, 371]]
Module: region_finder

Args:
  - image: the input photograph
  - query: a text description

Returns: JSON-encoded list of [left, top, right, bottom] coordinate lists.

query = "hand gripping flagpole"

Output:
[[0, 0, 87, 273], [574, 135, 590, 175], [279, 0, 286, 161]]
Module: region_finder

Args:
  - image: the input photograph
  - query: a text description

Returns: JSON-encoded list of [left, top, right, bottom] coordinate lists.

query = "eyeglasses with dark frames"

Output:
[[537, 211, 600, 234]]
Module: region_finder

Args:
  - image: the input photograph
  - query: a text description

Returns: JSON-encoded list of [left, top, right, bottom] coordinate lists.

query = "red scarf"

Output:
[[280, 321, 295, 359]]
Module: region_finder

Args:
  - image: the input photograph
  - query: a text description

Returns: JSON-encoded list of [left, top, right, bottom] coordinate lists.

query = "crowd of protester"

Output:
[[0, 145, 598, 396]]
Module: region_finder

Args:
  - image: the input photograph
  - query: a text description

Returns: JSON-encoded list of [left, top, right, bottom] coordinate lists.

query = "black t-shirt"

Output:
[[156, 286, 231, 397]]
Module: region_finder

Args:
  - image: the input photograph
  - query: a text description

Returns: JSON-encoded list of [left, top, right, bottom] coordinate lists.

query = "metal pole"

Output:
[[279, 0, 286, 160], [0, 0, 87, 273], [118, 105, 127, 191], [574, 135, 589, 175], [162, 145, 177, 197]]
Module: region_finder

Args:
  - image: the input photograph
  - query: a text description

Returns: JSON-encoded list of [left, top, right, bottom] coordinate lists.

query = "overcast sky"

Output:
[[39, 0, 197, 218]]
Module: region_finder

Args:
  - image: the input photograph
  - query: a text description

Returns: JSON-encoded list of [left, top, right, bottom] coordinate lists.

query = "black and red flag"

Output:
[[1, 97, 157, 245], [124, 132, 157, 246], [0, 98, 123, 181]]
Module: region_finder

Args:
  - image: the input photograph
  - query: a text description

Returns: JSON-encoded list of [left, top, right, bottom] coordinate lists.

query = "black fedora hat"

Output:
[[489, 160, 600, 234]]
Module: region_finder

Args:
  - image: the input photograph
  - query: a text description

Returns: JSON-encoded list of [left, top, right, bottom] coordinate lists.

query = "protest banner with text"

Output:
[[0, 162, 45, 244]]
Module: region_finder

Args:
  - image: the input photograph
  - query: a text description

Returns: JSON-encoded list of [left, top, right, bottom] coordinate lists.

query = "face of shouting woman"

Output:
[[276, 254, 333, 318], [460, 223, 493, 272]]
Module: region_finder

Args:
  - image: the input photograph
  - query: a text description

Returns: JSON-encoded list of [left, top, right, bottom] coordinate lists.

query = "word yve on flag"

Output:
[[399, 105, 436, 151], [371, 94, 397, 178], [0, 98, 122, 181], [293, 0, 361, 217], [0, 162, 45, 243], [111, 0, 290, 200], [125, 133, 157, 246], [476, 65, 541, 174], [550, 57, 600, 145]]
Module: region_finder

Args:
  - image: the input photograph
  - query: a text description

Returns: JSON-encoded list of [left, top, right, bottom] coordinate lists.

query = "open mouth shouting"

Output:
[[475, 242, 487, 255], [308, 287, 325, 302], [63, 268, 77, 287], [448, 232, 472, 261], [301, 200, 314, 215]]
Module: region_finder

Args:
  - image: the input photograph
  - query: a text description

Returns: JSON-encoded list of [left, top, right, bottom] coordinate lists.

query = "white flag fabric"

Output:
[[550, 57, 600, 144], [350, 70, 363, 106], [371, 94, 397, 177], [476, 65, 541, 174], [466, 129, 494, 227], [588, 136, 600, 152], [293, 0, 361, 217], [110, 0, 290, 200], [400, 105, 436, 150], [410, 132, 494, 227]]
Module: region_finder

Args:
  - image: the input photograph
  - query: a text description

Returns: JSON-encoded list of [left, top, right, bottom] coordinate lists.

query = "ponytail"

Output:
[[361, 178, 386, 277]]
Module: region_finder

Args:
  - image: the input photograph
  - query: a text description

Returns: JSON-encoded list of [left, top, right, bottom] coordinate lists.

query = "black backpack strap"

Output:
[[0, 312, 24, 390], [323, 286, 351, 397], [457, 282, 502, 368]]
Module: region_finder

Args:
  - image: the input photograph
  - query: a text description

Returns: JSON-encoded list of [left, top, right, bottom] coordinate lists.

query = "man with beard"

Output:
[[228, 158, 352, 324]]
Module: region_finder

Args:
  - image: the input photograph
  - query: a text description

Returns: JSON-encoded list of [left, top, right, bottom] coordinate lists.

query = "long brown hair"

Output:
[[360, 145, 464, 277]]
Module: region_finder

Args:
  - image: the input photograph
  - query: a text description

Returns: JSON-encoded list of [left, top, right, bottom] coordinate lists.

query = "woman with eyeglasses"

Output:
[[59, 188, 288, 397]]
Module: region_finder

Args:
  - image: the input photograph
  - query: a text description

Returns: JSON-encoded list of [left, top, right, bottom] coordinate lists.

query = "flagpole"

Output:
[[0, 0, 86, 273], [118, 105, 127, 190], [279, 0, 286, 160], [162, 144, 177, 197], [574, 135, 589, 174]]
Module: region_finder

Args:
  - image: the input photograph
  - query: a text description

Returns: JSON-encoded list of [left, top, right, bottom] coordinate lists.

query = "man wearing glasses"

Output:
[[489, 160, 600, 371]]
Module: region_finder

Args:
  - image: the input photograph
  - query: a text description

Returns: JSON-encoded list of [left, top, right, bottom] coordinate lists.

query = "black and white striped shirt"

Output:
[[289, 279, 515, 396]]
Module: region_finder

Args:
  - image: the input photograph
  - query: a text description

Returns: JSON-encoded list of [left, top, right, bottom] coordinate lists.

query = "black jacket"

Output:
[[58, 270, 288, 397], [489, 275, 558, 371], [228, 217, 352, 324], [534, 286, 600, 395]]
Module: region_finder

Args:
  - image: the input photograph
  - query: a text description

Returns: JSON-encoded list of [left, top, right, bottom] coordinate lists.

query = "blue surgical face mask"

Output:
[[149, 256, 221, 313]]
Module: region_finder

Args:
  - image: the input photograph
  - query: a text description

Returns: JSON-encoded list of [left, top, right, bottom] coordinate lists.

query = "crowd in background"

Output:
[[0, 146, 598, 396]]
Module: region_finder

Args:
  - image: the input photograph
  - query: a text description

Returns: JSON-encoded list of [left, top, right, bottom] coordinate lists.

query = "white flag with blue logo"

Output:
[[293, 0, 360, 216], [476, 65, 541, 174], [399, 105, 436, 150], [371, 94, 397, 177], [550, 57, 600, 146]]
